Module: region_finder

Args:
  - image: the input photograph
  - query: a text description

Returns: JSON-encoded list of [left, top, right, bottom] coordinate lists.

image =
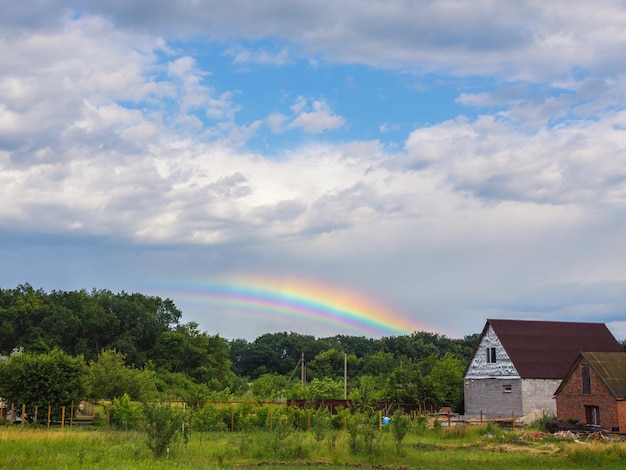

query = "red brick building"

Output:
[[555, 352, 626, 433]]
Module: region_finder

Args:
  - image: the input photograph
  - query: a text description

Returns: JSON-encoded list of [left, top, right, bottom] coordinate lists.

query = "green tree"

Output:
[[0, 348, 88, 418], [250, 373, 287, 400], [305, 377, 344, 400], [384, 363, 431, 404], [88, 349, 157, 400], [425, 352, 464, 408]]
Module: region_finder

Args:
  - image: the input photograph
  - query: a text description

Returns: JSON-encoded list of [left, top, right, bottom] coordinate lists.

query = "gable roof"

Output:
[[583, 352, 626, 398], [486, 319, 623, 379]]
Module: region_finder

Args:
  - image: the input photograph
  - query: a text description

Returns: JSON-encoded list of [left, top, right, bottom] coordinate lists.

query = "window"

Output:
[[486, 347, 497, 363], [503, 384, 512, 393], [585, 405, 600, 426], [582, 364, 591, 394]]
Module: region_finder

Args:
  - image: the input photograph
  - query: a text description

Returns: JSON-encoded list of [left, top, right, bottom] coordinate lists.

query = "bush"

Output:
[[391, 410, 411, 455], [110, 393, 141, 430], [142, 401, 189, 458]]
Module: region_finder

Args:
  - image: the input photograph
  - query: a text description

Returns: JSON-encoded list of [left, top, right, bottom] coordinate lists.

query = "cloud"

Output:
[[3, 1, 626, 340], [7, 1, 621, 82], [224, 45, 291, 65], [403, 112, 626, 206], [287, 98, 345, 134]]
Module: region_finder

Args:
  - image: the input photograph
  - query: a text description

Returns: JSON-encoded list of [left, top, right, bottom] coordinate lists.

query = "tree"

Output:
[[250, 373, 288, 400], [425, 352, 464, 408], [384, 363, 431, 404], [0, 348, 88, 418], [304, 377, 344, 400], [88, 349, 157, 400]]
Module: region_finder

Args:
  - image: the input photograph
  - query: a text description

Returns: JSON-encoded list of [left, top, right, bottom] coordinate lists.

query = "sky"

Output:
[[2, 0, 626, 341]]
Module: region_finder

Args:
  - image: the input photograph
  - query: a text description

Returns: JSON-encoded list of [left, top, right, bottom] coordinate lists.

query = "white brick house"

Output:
[[464, 319, 622, 419]]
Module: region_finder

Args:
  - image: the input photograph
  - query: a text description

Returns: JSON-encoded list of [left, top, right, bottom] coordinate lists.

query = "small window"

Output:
[[486, 347, 497, 363], [503, 384, 512, 393], [582, 364, 591, 394]]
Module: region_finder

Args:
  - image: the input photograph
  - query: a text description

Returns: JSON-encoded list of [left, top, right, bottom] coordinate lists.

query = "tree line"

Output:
[[0, 284, 479, 414]]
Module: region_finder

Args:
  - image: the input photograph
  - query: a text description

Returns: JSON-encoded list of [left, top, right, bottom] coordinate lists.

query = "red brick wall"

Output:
[[555, 359, 619, 431], [618, 401, 626, 432]]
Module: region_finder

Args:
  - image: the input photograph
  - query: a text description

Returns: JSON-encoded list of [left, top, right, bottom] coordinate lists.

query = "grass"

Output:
[[1, 423, 626, 469]]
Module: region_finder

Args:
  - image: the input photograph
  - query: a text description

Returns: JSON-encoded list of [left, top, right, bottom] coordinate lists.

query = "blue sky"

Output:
[[2, 1, 626, 340]]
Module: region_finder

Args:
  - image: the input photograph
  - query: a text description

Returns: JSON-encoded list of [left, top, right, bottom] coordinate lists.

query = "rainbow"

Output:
[[167, 275, 418, 337]]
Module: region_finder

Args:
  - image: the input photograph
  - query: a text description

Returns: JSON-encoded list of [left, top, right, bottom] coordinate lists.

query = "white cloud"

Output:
[[287, 98, 345, 134]]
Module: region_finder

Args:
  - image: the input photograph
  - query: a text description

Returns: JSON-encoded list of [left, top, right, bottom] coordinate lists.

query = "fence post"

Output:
[[10, 403, 15, 423], [34, 405, 38, 424], [480, 410, 483, 423], [47, 405, 51, 430], [61, 406, 66, 430], [307, 410, 311, 431], [379, 410, 382, 432], [512, 410, 515, 429], [21, 404, 26, 426], [70, 401, 74, 429]]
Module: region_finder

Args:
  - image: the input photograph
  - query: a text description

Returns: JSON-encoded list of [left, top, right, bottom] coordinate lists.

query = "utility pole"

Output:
[[344, 352, 348, 399], [301, 351, 306, 389]]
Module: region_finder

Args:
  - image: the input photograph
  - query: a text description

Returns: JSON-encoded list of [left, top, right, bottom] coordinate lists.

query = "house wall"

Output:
[[618, 401, 626, 433], [465, 324, 522, 418], [464, 325, 519, 378], [556, 359, 619, 431], [521, 379, 560, 416], [464, 378, 523, 419]]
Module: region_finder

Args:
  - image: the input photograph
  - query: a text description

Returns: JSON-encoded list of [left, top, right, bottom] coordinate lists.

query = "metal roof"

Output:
[[486, 319, 623, 379]]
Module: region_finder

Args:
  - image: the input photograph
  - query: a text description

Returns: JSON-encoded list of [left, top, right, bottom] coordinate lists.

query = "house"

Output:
[[464, 319, 623, 419], [555, 352, 626, 432]]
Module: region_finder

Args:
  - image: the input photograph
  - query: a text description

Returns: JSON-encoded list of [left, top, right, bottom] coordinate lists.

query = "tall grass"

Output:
[[1, 421, 626, 469]]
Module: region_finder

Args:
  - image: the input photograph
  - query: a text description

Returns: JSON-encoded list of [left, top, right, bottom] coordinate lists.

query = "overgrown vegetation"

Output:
[[1, 419, 626, 469]]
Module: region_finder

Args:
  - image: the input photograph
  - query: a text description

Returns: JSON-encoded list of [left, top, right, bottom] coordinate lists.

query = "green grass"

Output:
[[1, 424, 626, 469]]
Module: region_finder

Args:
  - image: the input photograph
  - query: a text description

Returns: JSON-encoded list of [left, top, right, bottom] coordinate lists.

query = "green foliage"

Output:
[[89, 349, 157, 400], [390, 410, 411, 455], [0, 284, 480, 405], [110, 393, 142, 430], [346, 412, 381, 457], [384, 362, 431, 404], [191, 402, 228, 432], [311, 408, 331, 443], [305, 377, 344, 400], [250, 372, 287, 400], [415, 413, 429, 433], [142, 401, 190, 459], [0, 348, 87, 418], [425, 352, 465, 407]]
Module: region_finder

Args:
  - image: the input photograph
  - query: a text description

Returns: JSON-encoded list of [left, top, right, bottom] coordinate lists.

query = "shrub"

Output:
[[391, 410, 411, 455], [110, 393, 141, 430], [142, 401, 189, 458]]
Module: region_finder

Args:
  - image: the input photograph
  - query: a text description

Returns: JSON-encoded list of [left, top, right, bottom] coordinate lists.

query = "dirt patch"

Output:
[[494, 443, 560, 455]]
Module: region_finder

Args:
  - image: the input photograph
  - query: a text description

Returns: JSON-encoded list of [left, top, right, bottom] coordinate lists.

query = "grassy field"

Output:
[[1, 423, 626, 469]]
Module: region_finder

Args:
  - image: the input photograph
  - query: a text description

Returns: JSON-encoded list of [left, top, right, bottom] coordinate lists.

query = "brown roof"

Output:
[[487, 319, 623, 379], [582, 352, 626, 398]]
